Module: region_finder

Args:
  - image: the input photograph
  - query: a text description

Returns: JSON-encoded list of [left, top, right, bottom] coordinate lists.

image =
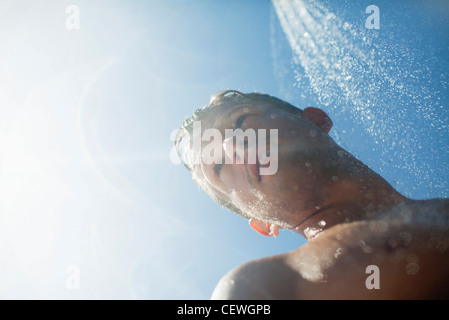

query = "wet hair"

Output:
[[174, 90, 303, 220]]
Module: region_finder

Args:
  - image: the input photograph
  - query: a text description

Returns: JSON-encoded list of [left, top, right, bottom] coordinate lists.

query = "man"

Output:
[[174, 90, 449, 299]]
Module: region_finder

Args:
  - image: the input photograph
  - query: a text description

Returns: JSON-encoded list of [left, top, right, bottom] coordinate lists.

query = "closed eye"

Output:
[[235, 114, 251, 128], [214, 163, 223, 177]]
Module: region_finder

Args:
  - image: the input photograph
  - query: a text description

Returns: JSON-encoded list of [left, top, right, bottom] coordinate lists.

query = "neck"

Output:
[[293, 161, 412, 239]]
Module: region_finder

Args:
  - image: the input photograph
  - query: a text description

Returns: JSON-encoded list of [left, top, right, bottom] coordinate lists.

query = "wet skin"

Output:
[[190, 98, 449, 299], [195, 102, 343, 231], [212, 199, 449, 299]]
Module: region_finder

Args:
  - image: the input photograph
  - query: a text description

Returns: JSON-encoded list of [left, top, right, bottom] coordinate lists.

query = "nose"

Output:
[[223, 136, 242, 164], [223, 135, 257, 164]]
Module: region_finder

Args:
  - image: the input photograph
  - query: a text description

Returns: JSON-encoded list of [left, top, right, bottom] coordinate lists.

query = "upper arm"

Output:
[[210, 256, 297, 300]]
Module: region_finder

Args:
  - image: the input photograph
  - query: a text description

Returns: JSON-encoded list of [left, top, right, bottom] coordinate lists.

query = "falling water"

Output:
[[271, 0, 449, 198]]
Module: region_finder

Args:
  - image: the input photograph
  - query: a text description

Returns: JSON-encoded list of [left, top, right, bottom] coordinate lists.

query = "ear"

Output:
[[303, 107, 333, 134], [249, 218, 279, 237]]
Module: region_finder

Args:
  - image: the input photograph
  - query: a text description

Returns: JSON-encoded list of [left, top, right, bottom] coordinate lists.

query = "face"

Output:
[[191, 99, 340, 230]]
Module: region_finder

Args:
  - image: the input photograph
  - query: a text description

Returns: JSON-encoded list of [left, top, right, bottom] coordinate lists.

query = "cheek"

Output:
[[224, 188, 266, 219], [260, 159, 318, 205], [220, 167, 250, 197]]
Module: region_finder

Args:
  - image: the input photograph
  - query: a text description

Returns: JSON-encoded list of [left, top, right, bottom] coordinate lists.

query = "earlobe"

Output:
[[303, 107, 333, 133], [249, 218, 279, 237]]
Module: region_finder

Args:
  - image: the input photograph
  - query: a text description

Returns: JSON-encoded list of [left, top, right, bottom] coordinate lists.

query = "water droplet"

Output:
[[407, 253, 419, 263], [405, 263, 419, 275], [334, 247, 343, 259], [318, 220, 326, 227], [304, 227, 323, 240], [226, 279, 235, 286], [309, 129, 317, 137], [398, 232, 412, 247]]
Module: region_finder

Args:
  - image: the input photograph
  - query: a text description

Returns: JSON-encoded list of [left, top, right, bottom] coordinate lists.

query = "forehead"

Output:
[[202, 98, 301, 130], [183, 94, 303, 166], [206, 103, 247, 129]]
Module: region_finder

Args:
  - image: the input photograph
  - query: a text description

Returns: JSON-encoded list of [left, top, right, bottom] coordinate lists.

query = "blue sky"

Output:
[[0, 0, 448, 299]]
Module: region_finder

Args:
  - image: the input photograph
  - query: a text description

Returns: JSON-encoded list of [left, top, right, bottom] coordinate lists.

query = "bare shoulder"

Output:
[[285, 199, 449, 299], [212, 199, 449, 300], [211, 253, 296, 300]]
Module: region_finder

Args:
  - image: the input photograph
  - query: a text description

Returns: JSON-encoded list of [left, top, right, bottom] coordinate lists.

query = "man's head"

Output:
[[175, 90, 357, 236]]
